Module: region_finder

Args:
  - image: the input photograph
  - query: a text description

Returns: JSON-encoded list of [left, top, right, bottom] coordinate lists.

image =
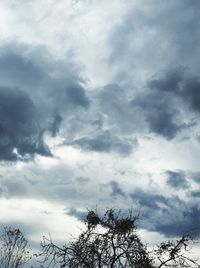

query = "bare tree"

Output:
[[152, 233, 200, 268], [39, 209, 153, 268], [38, 209, 200, 268], [0, 227, 31, 268]]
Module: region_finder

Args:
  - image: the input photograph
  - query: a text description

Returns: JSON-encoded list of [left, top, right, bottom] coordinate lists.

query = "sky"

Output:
[[0, 0, 200, 257]]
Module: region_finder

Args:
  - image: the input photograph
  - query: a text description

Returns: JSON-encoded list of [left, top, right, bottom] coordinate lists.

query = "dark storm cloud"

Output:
[[102, 180, 126, 199], [130, 190, 167, 210], [0, 87, 51, 161], [182, 76, 200, 113], [85, 69, 199, 142], [65, 83, 90, 108], [133, 91, 182, 140], [66, 207, 87, 222], [108, 180, 126, 198], [0, 43, 90, 161], [0, 45, 91, 110], [165, 170, 189, 189], [190, 191, 200, 198], [132, 67, 200, 140], [69, 131, 137, 156], [148, 68, 200, 115], [147, 68, 185, 93], [49, 114, 62, 137], [154, 204, 200, 237], [64, 66, 200, 145], [130, 189, 200, 237], [1, 41, 199, 163]]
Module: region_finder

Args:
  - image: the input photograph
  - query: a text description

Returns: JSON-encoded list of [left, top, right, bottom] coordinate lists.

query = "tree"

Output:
[[39, 209, 152, 267], [0, 227, 31, 268], [153, 233, 200, 268], [39, 209, 200, 268]]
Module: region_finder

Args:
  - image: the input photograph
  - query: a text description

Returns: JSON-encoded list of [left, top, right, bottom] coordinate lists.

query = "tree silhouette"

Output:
[[40, 209, 152, 267], [0, 227, 31, 268], [153, 233, 200, 268], [39, 209, 200, 268]]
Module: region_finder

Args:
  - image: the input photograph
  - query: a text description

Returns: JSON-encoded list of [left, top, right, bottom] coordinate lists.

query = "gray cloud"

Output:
[[49, 114, 62, 137], [104, 0, 200, 141], [1, 155, 200, 239], [0, 48, 44, 89], [190, 172, 200, 183], [108, 0, 200, 83], [107, 180, 126, 198], [154, 204, 200, 237], [147, 68, 185, 93], [103, 0, 200, 142], [132, 67, 200, 140], [165, 170, 189, 189], [130, 189, 200, 237], [69, 131, 138, 156], [148, 68, 200, 116], [1, 42, 199, 163], [0, 43, 90, 161], [182, 76, 200, 114], [0, 163, 98, 206], [86, 67, 200, 142], [64, 83, 90, 108], [190, 191, 200, 198], [130, 190, 167, 211], [66, 207, 87, 222], [1, 177, 27, 197], [0, 87, 51, 161], [133, 91, 182, 140], [94, 84, 141, 134]]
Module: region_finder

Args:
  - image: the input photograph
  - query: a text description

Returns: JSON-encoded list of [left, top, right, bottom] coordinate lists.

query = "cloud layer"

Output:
[[0, 0, 200, 250]]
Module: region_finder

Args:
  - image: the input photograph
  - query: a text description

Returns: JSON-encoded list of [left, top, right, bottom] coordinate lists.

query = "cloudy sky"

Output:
[[0, 0, 200, 255]]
